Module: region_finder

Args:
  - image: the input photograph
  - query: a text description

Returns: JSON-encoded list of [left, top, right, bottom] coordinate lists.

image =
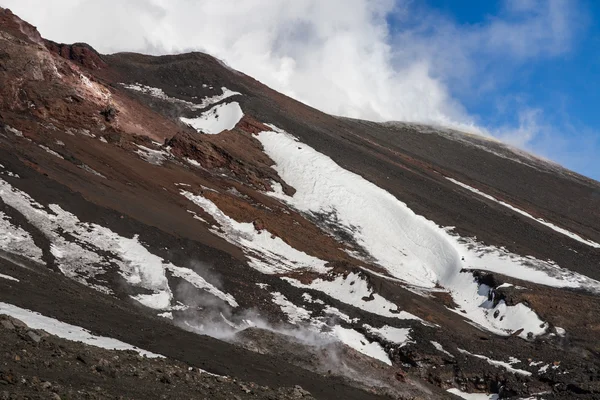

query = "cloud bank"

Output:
[[0, 0, 585, 158]]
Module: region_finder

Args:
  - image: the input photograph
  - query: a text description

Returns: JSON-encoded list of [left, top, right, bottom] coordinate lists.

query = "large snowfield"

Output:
[[253, 124, 600, 338]]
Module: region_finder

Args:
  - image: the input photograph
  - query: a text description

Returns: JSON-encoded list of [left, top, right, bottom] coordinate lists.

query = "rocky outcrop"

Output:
[[44, 40, 108, 70]]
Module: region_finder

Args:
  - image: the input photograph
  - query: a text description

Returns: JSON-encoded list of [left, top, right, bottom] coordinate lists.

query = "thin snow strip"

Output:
[[447, 388, 499, 400], [181, 191, 328, 274], [180, 102, 244, 134], [446, 177, 600, 249], [38, 145, 64, 160], [364, 324, 412, 346], [457, 348, 532, 376], [283, 272, 423, 321], [0, 211, 44, 263], [0, 302, 162, 358], [167, 265, 238, 308], [122, 83, 241, 110], [0, 178, 237, 309], [78, 164, 106, 179], [331, 326, 391, 365], [431, 341, 454, 357], [0, 273, 19, 282]]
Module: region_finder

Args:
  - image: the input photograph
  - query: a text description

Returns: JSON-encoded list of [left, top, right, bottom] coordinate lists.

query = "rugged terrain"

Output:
[[0, 7, 599, 399]]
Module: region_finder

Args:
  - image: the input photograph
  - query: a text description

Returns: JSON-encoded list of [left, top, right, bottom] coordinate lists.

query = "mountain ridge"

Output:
[[0, 7, 599, 399]]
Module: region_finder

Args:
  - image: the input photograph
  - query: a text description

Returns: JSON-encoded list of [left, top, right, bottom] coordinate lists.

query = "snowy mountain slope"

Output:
[[0, 7, 599, 399]]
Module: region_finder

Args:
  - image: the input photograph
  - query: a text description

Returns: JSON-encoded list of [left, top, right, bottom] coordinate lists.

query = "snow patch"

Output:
[[78, 164, 106, 179], [180, 102, 244, 134], [331, 326, 391, 365], [135, 145, 170, 165], [271, 292, 312, 324], [447, 388, 499, 400], [283, 272, 422, 321], [431, 341, 454, 357], [38, 145, 64, 159], [364, 324, 412, 346], [0, 211, 44, 263], [0, 302, 162, 358], [182, 191, 328, 274], [0, 273, 19, 282]]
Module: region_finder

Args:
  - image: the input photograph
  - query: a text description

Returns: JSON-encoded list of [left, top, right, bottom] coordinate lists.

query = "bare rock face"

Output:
[[44, 40, 108, 70], [0, 8, 44, 45]]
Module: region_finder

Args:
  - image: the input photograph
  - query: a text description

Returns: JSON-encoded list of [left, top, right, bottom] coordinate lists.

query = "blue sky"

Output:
[[403, 0, 600, 180], [2, 0, 599, 181]]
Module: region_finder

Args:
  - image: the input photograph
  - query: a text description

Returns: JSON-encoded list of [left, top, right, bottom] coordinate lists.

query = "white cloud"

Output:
[[0, 0, 581, 145]]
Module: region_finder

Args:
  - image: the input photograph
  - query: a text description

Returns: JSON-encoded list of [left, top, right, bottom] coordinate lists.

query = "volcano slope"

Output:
[[0, 7, 600, 400]]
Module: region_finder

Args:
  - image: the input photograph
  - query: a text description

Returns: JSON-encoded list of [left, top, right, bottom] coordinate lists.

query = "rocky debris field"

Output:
[[0, 315, 318, 400]]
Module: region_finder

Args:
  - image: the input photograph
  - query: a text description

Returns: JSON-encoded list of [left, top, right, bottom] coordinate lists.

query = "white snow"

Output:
[[38, 145, 64, 159], [0, 302, 162, 357], [283, 272, 422, 321], [323, 305, 356, 323], [431, 341, 454, 357], [0, 273, 19, 282], [122, 83, 240, 110], [447, 388, 499, 400], [457, 348, 532, 376], [497, 283, 513, 289], [271, 292, 312, 324], [186, 158, 203, 168], [302, 292, 325, 305], [0, 211, 44, 263], [257, 124, 599, 338], [0, 178, 237, 309], [446, 177, 600, 249], [555, 326, 566, 337], [331, 325, 391, 365], [364, 324, 412, 346], [180, 102, 244, 134], [78, 164, 106, 179], [167, 264, 238, 307], [135, 145, 170, 165], [182, 191, 328, 274], [6, 126, 23, 137]]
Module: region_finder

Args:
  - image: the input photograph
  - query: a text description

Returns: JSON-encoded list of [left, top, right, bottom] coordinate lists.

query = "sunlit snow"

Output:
[[447, 388, 499, 400], [256, 124, 591, 337], [181, 191, 328, 274], [0, 178, 237, 309], [283, 272, 423, 321], [0, 273, 19, 282], [180, 102, 244, 134], [0, 211, 43, 263], [0, 302, 162, 358]]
